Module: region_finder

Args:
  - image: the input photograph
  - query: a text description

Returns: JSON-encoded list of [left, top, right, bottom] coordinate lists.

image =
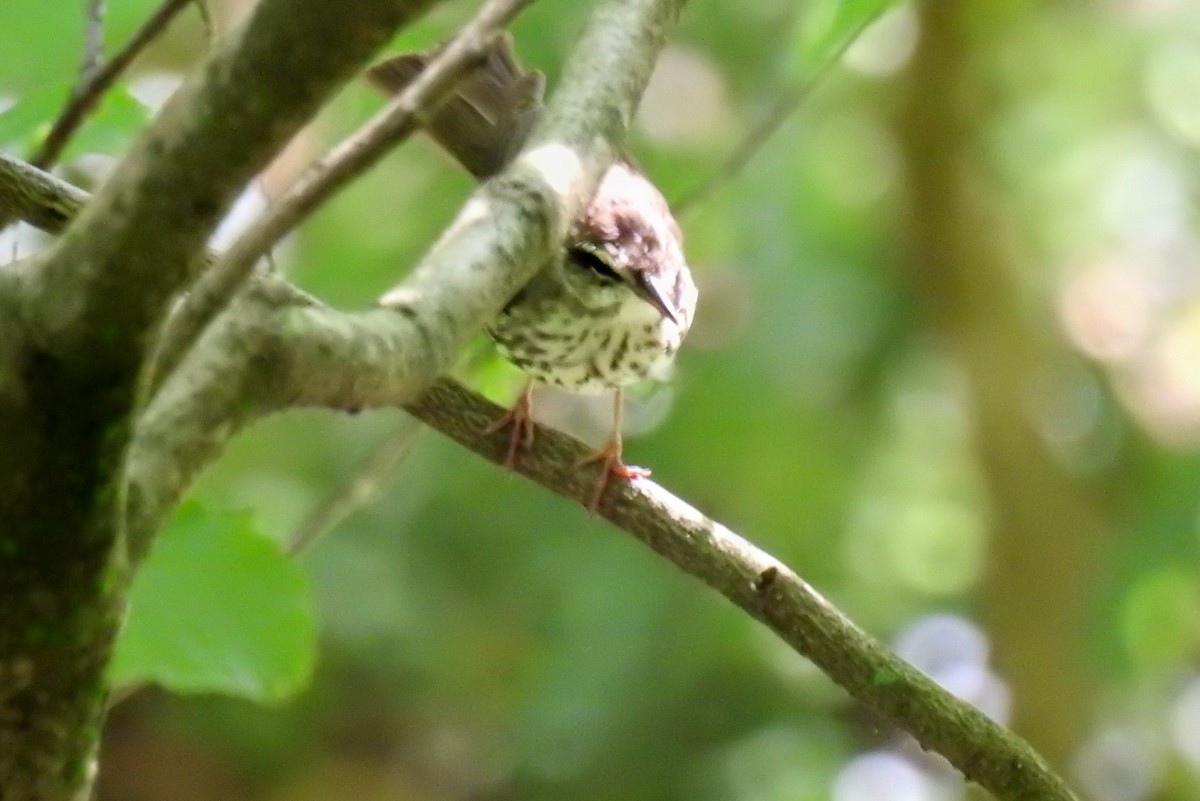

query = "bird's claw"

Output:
[[485, 387, 535, 468], [575, 438, 651, 512]]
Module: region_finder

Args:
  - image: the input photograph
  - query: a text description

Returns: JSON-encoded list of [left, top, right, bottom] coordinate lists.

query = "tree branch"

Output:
[[19, 0, 440, 378], [80, 0, 106, 85], [30, 0, 195, 170], [147, 0, 536, 396], [286, 419, 423, 555], [123, 275, 316, 561], [403, 380, 1081, 801], [365, 0, 691, 390], [0, 153, 89, 232]]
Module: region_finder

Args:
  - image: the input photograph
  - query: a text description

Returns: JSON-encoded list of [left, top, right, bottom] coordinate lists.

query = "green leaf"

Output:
[[793, 0, 897, 73], [0, 82, 149, 159], [110, 502, 317, 702]]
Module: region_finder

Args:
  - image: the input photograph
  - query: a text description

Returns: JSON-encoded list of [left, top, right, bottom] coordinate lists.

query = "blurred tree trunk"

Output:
[[894, 0, 1112, 766]]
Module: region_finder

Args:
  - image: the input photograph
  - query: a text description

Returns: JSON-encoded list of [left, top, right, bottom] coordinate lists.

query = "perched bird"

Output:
[[368, 35, 697, 510]]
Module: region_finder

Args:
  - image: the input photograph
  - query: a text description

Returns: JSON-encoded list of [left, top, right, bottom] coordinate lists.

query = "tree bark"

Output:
[[0, 0, 437, 795]]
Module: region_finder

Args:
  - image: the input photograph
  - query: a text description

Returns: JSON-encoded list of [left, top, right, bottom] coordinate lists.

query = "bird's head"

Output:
[[558, 162, 695, 331]]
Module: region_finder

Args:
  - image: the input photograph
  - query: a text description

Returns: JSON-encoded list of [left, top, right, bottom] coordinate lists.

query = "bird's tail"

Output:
[[366, 34, 545, 179]]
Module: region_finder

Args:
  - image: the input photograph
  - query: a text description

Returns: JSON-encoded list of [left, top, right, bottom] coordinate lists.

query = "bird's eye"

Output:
[[570, 243, 621, 283]]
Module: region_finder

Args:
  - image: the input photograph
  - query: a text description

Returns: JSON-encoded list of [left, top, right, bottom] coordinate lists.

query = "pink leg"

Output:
[[574, 389, 650, 511], [485, 382, 535, 467]]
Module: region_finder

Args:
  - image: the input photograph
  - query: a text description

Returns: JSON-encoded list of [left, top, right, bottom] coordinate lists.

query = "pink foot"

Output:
[[485, 386, 535, 468], [575, 438, 651, 512]]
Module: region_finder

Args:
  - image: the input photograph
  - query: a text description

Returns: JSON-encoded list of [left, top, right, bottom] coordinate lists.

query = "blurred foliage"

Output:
[[6, 0, 1200, 800], [0, 82, 148, 159], [792, 0, 894, 71]]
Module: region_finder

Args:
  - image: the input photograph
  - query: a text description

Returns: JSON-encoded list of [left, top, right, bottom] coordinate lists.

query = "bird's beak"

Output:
[[632, 272, 679, 324]]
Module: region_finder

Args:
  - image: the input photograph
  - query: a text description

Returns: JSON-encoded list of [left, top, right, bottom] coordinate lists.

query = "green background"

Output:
[[6, 0, 1200, 799]]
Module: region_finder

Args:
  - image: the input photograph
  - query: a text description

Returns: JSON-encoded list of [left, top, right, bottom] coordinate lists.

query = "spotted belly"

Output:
[[489, 309, 681, 394]]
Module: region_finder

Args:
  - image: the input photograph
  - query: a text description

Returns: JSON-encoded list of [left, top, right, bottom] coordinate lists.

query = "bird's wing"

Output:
[[366, 33, 545, 179]]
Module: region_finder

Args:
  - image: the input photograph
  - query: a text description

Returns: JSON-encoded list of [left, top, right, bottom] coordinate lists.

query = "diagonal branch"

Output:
[[0, 153, 89, 231], [80, 0, 106, 85], [404, 380, 1081, 801], [146, 0, 536, 396], [286, 419, 423, 556], [31, 0, 196, 170], [20, 0, 441, 378]]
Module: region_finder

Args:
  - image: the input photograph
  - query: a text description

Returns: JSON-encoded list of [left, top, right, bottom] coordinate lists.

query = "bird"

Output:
[[368, 34, 697, 510]]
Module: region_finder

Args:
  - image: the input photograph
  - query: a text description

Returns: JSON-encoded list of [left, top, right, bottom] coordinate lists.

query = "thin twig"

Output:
[[286, 418, 423, 556], [0, 153, 90, 231], [144, 0, 536, 397], [672, 10, 884, 216], [193, 0, 215, 43], [81, 0, 107, 85], [29, 0, 195, 169]]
